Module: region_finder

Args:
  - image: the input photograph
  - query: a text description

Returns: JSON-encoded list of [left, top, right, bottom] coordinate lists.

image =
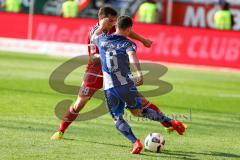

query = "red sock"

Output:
[[145, 103, 172, 128], [58, 107, 78, 133], [145, 103, 160, 112]]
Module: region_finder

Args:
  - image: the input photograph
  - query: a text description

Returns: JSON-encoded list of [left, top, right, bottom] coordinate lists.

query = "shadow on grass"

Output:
[[164, 150, 240, 159], [63, 137, 129, 148], [0, 118, 98, 136], [62, 139, 198, 160], [79, 139, 129, 148], [141, 150, 200, 160], [160, 150, 199, 160], [1, 118, 239, 159], [209, 152, 240, 158]]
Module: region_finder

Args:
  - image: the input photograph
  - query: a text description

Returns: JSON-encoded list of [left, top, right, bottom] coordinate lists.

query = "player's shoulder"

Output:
[[124, 38, 137, 51], [98, 33, 109, 39], [111, 34, 137, 49], [92, 33, 109, 46], [113, 34, 133, 43], [125, 38, 137, 48], [128, 39, 136, 46], [89, 23, 99, 37]]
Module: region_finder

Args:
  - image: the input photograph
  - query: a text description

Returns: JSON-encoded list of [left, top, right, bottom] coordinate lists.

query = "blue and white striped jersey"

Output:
[[93, 33, 137, 90]]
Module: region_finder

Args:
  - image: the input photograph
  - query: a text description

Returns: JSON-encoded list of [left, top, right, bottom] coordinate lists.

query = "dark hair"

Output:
[[147, 0, 156, 3], [222, 2, 230, 10], [117, 16, 133, 30], [98, 7, 118, 18]]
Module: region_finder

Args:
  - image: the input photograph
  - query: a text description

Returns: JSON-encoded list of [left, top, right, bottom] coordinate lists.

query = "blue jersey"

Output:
[[93, 34, 137, 90]]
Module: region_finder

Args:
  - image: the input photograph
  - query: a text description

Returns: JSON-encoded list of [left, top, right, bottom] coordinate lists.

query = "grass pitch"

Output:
[[0, 51, 240, 160]]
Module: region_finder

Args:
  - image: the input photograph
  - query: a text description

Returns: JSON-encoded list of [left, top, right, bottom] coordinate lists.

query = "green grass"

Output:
[[0, 51, 240, 160]]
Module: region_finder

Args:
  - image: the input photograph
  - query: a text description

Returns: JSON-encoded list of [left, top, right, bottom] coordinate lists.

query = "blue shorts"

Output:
[[104, 83, 142, 120]]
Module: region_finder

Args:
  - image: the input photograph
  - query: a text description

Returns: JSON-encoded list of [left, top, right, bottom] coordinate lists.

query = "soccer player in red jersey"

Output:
[[51, 7, 186, 140]]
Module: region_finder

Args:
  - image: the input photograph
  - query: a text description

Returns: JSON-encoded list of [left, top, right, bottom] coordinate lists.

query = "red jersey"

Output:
[[86, 23, 116, 75]]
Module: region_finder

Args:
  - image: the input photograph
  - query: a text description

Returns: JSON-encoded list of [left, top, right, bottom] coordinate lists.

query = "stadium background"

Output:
[[0, 0, 240, 69], [0, 0, 240, 160]]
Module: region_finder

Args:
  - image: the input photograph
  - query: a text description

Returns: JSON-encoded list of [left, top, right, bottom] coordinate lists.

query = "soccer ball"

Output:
[[144, 133, 165, 153]]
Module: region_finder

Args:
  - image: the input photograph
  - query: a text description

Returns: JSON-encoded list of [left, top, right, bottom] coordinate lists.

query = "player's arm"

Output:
[[89, 44, 101, 63], [89, 35, 100, 63], [90, 18, 110, 62], [128, 51, 143, 86], [90, 18, 108, 62], [128, 31, 152, 48]]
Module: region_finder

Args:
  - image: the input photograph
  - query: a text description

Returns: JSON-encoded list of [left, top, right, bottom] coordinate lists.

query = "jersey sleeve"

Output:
[[88, 32, 101, 56], [91, 34, 100, 46], [126, 42, 137, 53]]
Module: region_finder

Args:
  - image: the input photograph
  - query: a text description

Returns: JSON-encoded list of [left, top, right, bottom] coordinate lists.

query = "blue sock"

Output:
[[115, 119, 137, 144], [142, 107, 172, 124]]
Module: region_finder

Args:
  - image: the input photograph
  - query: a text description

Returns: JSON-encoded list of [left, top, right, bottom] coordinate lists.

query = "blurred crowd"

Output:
[[60, 0, 162, 23], [0, 0, 237, 30], [0, 0, 163, 23], [0, 0, 21, 12]]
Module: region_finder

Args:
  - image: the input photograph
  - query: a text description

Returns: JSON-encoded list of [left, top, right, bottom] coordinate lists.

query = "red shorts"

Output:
[[79, 71, 103, 97]]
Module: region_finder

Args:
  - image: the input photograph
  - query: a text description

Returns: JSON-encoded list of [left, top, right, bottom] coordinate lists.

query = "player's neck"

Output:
[[115, 30, 127, 37]]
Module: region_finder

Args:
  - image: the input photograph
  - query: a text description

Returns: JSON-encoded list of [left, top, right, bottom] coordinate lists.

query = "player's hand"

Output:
[[142, 39, 153, 48], [134, 71, 143, 86]]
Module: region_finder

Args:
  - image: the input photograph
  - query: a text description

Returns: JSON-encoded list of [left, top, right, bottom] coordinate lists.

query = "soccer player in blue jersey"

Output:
[[51, 7, 185, 141], [92, 16, 187, 154]]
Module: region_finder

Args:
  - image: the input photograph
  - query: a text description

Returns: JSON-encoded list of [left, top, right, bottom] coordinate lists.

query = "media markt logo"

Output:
[[49, 55, 173, 121]]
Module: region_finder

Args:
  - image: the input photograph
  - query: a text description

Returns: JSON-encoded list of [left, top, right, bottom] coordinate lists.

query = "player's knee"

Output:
[[113, 118, 118, 124], [141, 97, 149, 106], [130, 109, 143, 117], [113, 116, 123, 124], [73, 96, 90, 112]]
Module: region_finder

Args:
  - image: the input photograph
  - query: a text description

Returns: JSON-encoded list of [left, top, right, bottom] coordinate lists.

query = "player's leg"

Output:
[[131, 104, 186, 135], [51, 95, 89, 140], [130, 107, 186, 135], [123, 85, 186, 135], [139, 95, 187, 135], [137, 95, 176, 127], [138, 94, 160, 112], [51, 70, 103, 140], [130, 94, 171, 127], [57, 91, 93, 133], [104, 88, 142, 154], [51, 86, 98, 140], [114, 116, 142, 154]]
